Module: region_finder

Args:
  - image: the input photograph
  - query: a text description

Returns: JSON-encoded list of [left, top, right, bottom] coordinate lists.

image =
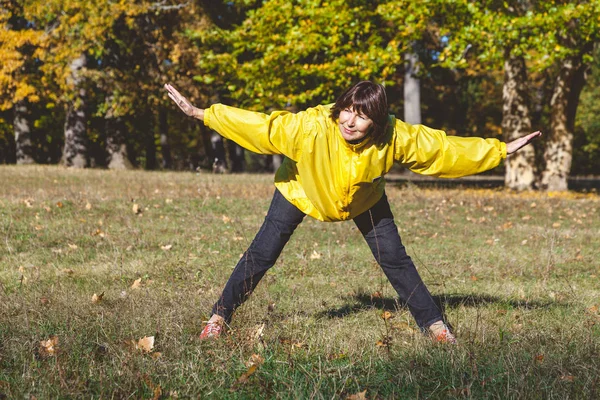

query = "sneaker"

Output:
[[428, 321, 457, 344], [200, 320, 223, 340]]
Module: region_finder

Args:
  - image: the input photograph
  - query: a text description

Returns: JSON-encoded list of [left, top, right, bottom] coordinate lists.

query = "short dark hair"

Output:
[[330, 81, 389, 144]]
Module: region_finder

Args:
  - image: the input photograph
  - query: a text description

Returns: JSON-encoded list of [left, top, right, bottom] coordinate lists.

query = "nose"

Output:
[[347, 113, 356, 126]]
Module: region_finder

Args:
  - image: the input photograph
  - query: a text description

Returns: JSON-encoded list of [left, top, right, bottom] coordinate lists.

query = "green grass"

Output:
[[1, 165, 599, 399]]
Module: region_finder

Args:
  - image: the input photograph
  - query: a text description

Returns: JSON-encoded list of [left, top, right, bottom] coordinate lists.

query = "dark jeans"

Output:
[[211, 189, 443, 329]]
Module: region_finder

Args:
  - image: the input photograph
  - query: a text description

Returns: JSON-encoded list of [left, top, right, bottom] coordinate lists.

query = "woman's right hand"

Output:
[[164, 83, 204, 120]]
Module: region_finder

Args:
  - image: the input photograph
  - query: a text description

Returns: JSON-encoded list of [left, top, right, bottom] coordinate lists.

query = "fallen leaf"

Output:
[[39, 336, 59, 357], [236, 354, 264, 385], [222, 215, 231, 223], [136, 336, 155, 353], [68, 243, 78, 249], [552, 222, 561, 228], [381, 311, 393, 320], [151, 352, 162, 360], [560, 375, 575, 382], [153, 385, 162, 400], [85, 202, 92, 210], [56, 201, 63, 208], [161, 244, 173, 251], [61, 269, 74, 276], [92, 292, 104, 303], [310, 250, 321, 260], [346, 390, 367, 400], [131, 278, 142, 289], [24, 199, 34, 208], [535, 354, 544, 364], [132, 203, 141, 214], [253, 323, 265, 342]]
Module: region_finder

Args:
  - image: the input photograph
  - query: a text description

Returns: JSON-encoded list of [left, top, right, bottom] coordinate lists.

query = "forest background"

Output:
[[1, 0, 600, 191]]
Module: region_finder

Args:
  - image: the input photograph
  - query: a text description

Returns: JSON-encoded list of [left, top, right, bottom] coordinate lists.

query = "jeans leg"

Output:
[[212, 189, 306, 322], [353, 193, 442, 329]]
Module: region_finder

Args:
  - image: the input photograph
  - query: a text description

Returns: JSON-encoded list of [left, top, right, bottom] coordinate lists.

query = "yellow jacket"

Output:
[[204, 104, 507, 222]]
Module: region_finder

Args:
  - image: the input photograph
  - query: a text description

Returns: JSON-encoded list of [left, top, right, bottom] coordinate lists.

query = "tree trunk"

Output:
[[142, 111, 156, 170], [14, 100, 35, 164], [62, 55, 89, 168], [210, 131, 227, 173], [159, 109, 172, 169], [404, 52, 421, 125], [227, 140, 245, 173], [502, 54, 536, 190], [540, 57, 584, 191], [105, 114, 133, 170]]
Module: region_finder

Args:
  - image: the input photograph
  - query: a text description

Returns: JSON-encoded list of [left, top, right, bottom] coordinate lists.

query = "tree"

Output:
[[438, 0, 600, 191], [0, 1, 45, 164]]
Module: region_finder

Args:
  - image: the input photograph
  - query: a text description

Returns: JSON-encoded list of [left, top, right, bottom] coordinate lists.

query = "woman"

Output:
[[165, 81, 541, 343]]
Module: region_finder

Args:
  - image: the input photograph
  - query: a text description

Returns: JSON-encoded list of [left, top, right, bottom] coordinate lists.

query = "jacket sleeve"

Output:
[[203, 103, 306, 160], [393, 119, 507, 178]]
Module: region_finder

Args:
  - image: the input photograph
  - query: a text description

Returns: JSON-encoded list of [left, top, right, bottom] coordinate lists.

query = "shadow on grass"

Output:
[[319, 292, 566, 319]]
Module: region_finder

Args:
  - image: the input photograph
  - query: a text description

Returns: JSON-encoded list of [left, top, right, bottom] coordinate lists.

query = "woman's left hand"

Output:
[[506, 131, 542, 155]]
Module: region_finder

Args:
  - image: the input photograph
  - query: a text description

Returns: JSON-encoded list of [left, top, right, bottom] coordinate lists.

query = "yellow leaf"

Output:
[[153, 385, 162, 400], [56, 201, 63, 208], [310, 250, 321, 260], [92, 292, 104, 303], [245, 353, 264, 368], [39, 336, 59, 356], [346, 390, 367, 400], [381, 311, 393, 320], [136, 336, 155, 353], [85, 202, 92, 210], [132, 203, 141, 214], [222, 215, 231, 223], [552, 222, 561, 228], [131, 278, 142, 289]]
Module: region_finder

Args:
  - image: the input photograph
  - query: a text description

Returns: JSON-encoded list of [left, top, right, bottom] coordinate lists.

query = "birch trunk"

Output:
[[62, 55, 88, 168], [540, 57, 584, 191], [105, 113, 133, 170], [14, 100, 35, 164], [404, 52, 421, 125], [502, 54, 536, 190]]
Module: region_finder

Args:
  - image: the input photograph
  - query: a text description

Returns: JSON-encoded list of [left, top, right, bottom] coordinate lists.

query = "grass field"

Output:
[[1, 165, 599, 399]]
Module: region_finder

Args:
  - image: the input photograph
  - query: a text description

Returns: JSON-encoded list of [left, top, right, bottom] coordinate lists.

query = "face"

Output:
[[338, 107, 373, 142]]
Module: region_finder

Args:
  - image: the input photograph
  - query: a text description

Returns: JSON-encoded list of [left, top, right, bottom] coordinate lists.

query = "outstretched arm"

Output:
[[163, 83, 306, 159], [164, 83, 204, 120], [506, 131, 542, 155]]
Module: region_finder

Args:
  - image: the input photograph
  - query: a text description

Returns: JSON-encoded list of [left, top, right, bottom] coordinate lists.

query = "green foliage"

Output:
[[438, 1, 600, 72], [195, 0, 436, 108]]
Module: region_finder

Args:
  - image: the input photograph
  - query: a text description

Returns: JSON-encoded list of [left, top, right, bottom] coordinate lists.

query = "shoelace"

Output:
[[200, 322, 222, 339]]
